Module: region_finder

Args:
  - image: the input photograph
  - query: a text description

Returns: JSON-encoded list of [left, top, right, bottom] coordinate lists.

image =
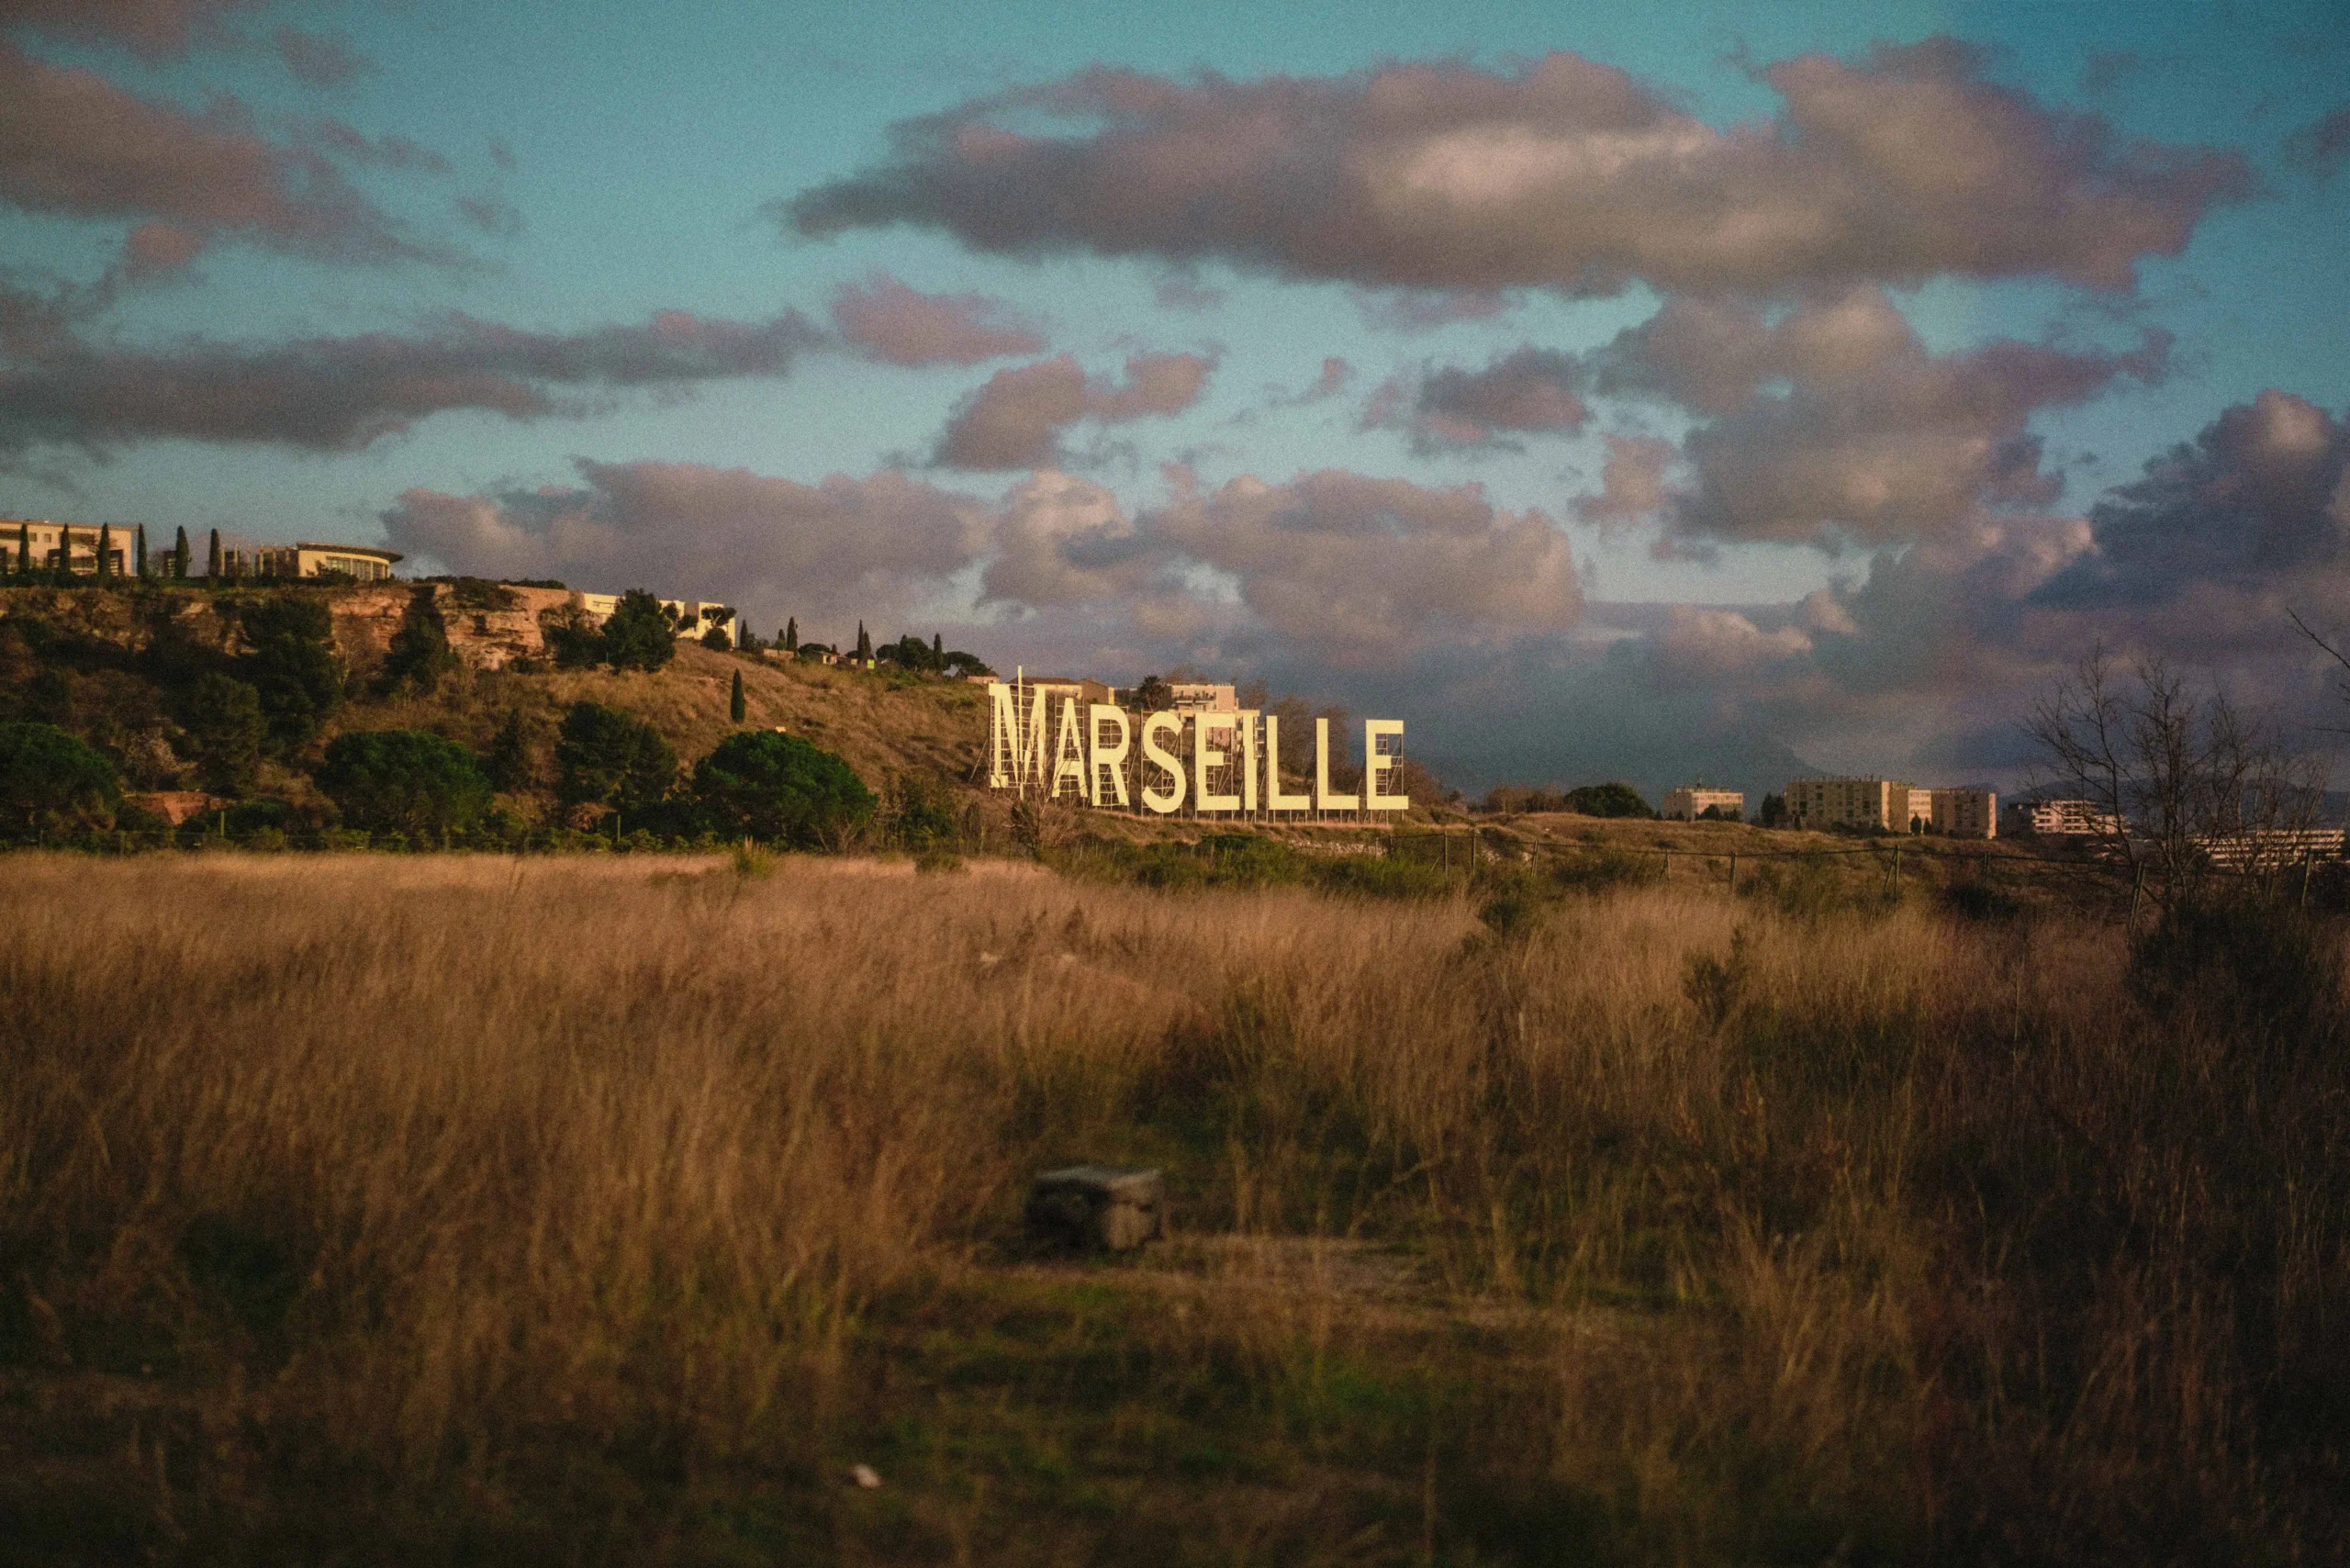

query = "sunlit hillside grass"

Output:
[[3, 852, 2345, 1563]]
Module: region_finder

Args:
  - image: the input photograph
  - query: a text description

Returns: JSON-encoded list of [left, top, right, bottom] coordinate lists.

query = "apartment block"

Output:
[[1663, 786, 1745, 822], [1785, 777, 1913, 831], [1927, 787, 1997, 838], [2014, 799, 2121, 836]]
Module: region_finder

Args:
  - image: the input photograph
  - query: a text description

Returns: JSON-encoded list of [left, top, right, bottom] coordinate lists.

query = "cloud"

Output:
[[1354, 289, 1513, 332], [1282, 356, 1351, 405], [1598, 287, 2170, 548], [2036, 389, 2350, 609], [829, 272, 1046, 366], [0, 307, 821, 462], [1576, 434, 1680, 525], [2286, 106, 2350, 179], [274, 26, 372, 89], [454, 194, 522, 237], [0, 41, 458, 267], [782, 39, 2248, 297], [1367, 344, 1587, 453], [384, 461, 986, 622], [1153, 271, 1225, 312], [1655, 607, 1813, 676], [934, 351, 1211, 468], [1143, 469, 1581, 665], [980, 468, 1158, 608], [0, 0, 259, 58]]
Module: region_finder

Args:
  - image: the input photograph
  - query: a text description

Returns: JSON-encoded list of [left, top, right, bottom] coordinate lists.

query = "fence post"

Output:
[[2127, 865, 2143, 932], [1729, 852, 1737, 894], [2301, 850, 2313, 909]]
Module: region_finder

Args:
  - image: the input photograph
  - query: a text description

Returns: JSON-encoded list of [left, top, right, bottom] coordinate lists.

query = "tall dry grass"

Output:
[[3, 851, 2345, 1562]]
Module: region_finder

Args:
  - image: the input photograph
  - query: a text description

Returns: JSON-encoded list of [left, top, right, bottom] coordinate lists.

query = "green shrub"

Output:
[[316, 730, 493, 837], [692, 730, 874, 847], [378, 588, 459, 695], [0, 721, 118, 836], [1562, 781, 1654, 819]]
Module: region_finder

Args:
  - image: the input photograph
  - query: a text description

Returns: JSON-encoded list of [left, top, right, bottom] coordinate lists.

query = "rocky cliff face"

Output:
[[330, 581, 573, 673]]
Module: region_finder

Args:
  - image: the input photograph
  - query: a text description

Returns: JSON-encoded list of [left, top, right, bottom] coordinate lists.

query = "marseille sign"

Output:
[[986, 681, 1407, 814]]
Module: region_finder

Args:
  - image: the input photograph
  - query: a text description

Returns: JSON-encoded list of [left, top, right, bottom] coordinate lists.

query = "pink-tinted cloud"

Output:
[[1576, 434, 1681, 525], [934, 351, 1211, 468], [830, 272, 1046, 366], [784, 39, 2248, 297], [0, 41, 456, 266], [1369, 345, 1588, 453], [0, 307, 821, 462], [1599, 287, 2171, 548], [274, 26, 372, 88], [384, 461, 984, 621], [0, 0, 260, 58]]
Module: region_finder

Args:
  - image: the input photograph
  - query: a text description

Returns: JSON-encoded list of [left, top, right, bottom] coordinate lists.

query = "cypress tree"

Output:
[[856, 621, 871, 662], [932, 632, 943, 658], [784, 617, 798, 653], [135, 524, 148, 579], [730, 669, 745, 722], [95, 523, 112, 581], [207, 529, 222, 580], [14, 520, 27, 579], [173, 526, 189, 579]]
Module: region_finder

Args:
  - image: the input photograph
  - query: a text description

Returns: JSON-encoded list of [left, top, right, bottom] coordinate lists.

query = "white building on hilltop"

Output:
[[1664, 786, 1744, 822]]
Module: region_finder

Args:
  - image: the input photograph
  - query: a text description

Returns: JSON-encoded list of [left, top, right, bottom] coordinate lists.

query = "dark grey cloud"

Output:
[[0, 0, 260, 58], [274, 26, 372, 89], [0, 307, 821, 462], [1595, 288, 2171, 548], [1365, 344, 1587, 454], [385, 461, 985, 622], [782, 39, 2248, 297], [2286, 106, 2350, 178]]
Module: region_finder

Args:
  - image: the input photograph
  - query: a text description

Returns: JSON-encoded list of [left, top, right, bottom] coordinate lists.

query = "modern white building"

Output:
[[254, 543, 402, 581], [2013, 799, 2122, 836]]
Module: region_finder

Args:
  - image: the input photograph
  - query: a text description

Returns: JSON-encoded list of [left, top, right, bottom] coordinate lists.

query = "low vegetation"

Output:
[[3, 854, 2344, 1563]]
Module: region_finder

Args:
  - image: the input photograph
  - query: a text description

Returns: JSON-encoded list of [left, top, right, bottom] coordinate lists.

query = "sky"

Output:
[[4, 0, 2349, 798]]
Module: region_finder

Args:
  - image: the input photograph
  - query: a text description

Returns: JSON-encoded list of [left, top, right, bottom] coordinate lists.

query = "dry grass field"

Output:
[[3, 850, 2346, 1564]]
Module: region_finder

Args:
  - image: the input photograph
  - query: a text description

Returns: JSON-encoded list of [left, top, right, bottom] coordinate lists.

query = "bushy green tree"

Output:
[[0, 722, 118, 836], [486, 708, 537, 792], [700, 625, 733, 651], [317, 730, 493, 837], [180, 673, 264, 793], [1562, 781, 1654, 819], [379, 588, 459, 694], [693, 730, 873, 847], [599, 589, 676, 672], [540, 605, 602, 669], [237, 594, 343, 749], [554, 700, 676, 814]]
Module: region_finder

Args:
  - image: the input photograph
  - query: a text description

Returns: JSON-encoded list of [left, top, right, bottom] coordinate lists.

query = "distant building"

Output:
[[565, 591, 735, 645], [1927, 787, 1998, 839], [254, 543, 402, 581], [5, 520, 130, 576], [2013, 799, 2122, 836], [1785, 776, 1913, 832], [1663, 786, 1744, 822], [1168, 681, 1238, 712], [2199, 827, 2345, 869]]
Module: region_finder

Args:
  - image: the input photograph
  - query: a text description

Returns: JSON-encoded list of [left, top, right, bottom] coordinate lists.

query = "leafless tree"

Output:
[[2024, 646, 2326, 910]]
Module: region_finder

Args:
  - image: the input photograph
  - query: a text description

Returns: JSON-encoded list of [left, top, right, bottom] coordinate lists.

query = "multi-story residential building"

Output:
[[565, 591, 735, 644], [2013, 799, 2122, 836], [1928, 787, 1998, 839], [1785, 776, 1913, 832], [1663, 786, 1744, 822]]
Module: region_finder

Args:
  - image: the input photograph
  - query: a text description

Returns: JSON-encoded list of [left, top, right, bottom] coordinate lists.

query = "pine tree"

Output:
[[173, 526, 189, 580], [784, 617, 798, 653], [207, 529, 222, 579], [730, 669, 746, 723], [135, 525, 148, 578]]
